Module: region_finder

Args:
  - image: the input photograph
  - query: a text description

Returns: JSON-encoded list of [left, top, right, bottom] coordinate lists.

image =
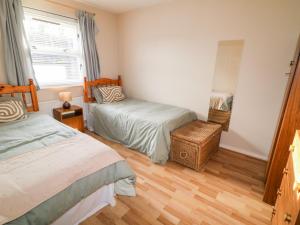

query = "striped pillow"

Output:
[[98, 86, 126, 103], [0, 97, 28, 123]]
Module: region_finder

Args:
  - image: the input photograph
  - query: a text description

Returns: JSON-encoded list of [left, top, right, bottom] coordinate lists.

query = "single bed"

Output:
[[84, 77, 197, 164], [0, 80, 136, 225]]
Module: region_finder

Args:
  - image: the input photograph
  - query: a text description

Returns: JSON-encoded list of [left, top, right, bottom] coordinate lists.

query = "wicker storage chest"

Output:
[[171, 120, 222, 171]]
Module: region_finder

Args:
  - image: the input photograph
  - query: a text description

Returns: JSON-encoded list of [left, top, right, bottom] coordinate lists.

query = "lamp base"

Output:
[[63, 101, 71, 109]]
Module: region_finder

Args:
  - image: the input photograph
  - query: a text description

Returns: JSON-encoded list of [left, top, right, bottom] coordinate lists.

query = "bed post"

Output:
[[83, 77, 89, 103], [29, 79, 39, 112], [118, 75, 122, 86]]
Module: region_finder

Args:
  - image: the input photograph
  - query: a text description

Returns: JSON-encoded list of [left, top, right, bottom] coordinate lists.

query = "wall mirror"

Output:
[[208, 40, 244, 131]]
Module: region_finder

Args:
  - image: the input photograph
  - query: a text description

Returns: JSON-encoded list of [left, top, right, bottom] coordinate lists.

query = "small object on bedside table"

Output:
[[171, 120, 222, 171], [53, 105, 84, 132], [58, 92, 72, 109]]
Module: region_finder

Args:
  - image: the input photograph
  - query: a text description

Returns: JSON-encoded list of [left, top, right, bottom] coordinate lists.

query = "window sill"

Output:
[[38, 83, 84, 90]]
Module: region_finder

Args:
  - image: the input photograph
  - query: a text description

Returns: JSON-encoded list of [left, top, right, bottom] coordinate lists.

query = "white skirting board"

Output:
[[219, 143, 268, 161]]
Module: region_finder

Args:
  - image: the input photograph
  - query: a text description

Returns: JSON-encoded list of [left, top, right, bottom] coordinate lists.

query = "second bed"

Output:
[[84, 77, 197, 164]]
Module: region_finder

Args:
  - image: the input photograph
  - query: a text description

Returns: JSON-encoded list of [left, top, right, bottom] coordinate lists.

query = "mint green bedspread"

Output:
[[0, 113, 77, 160], [0, 114, 136, 225], [90, 98, 197, 164]]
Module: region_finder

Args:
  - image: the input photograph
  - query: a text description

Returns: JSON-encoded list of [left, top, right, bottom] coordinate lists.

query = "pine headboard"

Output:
[[0, 79, 39, 112], [83, 76, 122, 103]]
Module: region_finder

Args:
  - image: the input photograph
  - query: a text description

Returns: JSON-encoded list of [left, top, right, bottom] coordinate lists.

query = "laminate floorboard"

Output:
[[81, 131, 272, 225]]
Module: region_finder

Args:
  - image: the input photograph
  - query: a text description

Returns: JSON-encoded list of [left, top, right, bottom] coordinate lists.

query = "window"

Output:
[[24, 10, 84, 88]]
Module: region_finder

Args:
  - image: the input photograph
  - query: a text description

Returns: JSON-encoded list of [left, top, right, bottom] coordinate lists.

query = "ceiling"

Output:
[[74, 0, 170, 14]]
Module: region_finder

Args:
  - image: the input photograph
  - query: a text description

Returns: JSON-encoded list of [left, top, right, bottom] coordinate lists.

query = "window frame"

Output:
[[24, 9, 85, 89]]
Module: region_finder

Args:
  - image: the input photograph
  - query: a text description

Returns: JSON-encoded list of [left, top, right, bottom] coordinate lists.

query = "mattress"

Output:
[[88, 98, 197, 164], [0, 113, 136, 225]]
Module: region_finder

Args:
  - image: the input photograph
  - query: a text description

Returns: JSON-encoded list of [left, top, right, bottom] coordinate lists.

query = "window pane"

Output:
[[32, 54, 82, 86], [28, 19, 79, 52], [24, 10, 83, 87]]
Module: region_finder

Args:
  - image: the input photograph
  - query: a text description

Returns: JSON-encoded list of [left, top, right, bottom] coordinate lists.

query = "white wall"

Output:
[[118, 0, 300, 160], [212, 40, 244, 94], [0, 0, 119, 102]]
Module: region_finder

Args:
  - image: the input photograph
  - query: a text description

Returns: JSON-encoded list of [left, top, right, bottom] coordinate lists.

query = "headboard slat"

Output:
[[22, 92, 27, 108], [0, 79, 39, 112], [83, 75, 122, 103]]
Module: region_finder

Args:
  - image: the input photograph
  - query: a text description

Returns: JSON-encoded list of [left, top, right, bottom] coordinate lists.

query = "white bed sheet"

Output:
[[52, 183, 115, 225]]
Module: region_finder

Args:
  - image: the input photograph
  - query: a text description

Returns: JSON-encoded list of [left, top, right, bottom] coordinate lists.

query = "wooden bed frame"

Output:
[[0, 79, 39, 112], [83, 76, 122, 103]]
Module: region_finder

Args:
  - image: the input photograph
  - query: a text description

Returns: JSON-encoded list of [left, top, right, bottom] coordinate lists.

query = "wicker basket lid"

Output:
[[172, 120, 222, 144]]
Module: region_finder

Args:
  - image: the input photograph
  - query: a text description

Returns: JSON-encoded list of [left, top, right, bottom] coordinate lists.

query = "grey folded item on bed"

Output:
[[90, 98, 197, 164], [0, 113, 78, 160]]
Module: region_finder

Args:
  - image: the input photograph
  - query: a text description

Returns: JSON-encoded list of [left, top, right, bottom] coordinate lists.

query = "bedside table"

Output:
[[53, 105, 84, 132]]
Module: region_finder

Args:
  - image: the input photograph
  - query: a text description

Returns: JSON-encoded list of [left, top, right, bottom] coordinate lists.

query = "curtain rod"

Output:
[[23, 6, 78, 21]]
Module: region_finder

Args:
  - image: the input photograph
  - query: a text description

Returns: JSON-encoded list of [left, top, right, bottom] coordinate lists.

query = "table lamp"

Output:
[[59, 92, 72, 109]]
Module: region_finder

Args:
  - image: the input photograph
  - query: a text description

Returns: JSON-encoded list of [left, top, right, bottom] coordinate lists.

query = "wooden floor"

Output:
[[82, 131, 272, 225]]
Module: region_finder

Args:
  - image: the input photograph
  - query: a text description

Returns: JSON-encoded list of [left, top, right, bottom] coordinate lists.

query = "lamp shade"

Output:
[[59, 92, 72, 102]]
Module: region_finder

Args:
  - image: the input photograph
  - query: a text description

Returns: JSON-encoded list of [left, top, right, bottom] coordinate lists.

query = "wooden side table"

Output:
[[53, 105, 84, 132]]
